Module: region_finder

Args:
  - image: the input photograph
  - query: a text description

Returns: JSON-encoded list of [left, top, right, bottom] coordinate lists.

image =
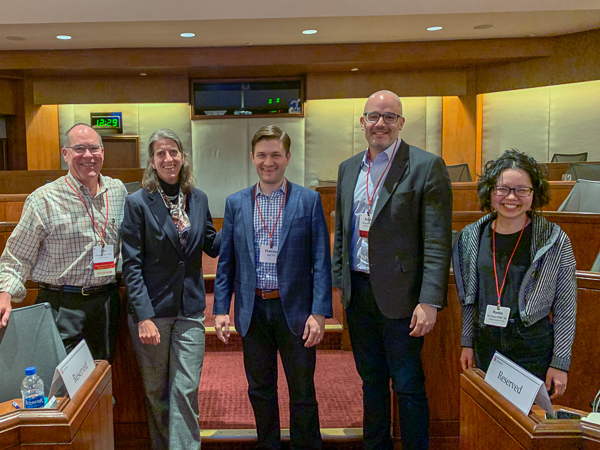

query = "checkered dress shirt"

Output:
[[0, 172, 128, 300], [253, 182, 286, 290]]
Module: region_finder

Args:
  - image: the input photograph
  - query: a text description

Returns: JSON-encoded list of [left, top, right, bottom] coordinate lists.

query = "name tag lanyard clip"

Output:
[[492, 219, 526, 309], [255, 182, 287, 249], [66, 178, 109, 247]]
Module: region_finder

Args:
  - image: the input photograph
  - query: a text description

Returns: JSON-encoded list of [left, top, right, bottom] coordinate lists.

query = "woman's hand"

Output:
[[461, 347, 475, 371], [546, 367, 568, 399], [138, 319, 160, 346]]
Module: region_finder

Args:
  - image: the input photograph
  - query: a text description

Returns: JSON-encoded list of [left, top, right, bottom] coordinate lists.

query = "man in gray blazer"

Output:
[[332, 90, 453, 450]]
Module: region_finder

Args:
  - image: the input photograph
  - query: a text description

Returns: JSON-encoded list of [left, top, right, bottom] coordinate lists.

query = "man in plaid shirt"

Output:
[[0, 123, 128, 361]]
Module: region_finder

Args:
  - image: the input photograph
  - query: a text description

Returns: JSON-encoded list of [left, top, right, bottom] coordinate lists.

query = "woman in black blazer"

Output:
[[121, 129, 219, 450]]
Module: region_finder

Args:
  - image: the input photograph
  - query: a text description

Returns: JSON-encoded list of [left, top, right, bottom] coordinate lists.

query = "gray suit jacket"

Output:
[[332, 140, 453, 319]]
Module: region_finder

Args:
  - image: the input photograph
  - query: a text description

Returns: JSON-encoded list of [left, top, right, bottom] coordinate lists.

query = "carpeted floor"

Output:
[[199, 350, 363, 429]]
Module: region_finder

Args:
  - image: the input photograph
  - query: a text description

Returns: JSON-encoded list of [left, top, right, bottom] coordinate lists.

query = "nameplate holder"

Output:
[[48, 339, 95, 400], [485, 351, 553, 417]]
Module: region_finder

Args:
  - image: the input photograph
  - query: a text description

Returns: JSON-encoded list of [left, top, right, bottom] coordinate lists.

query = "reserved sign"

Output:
[[48, 339, 95, 400], [485, 352, 553, 416]]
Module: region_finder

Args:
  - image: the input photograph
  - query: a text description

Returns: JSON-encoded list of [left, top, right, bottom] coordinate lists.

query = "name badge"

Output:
[[260, 245, 278, 263], [484, 304, 510, 328], [93, 245, 116, 277], [359, 213, 371, 238]]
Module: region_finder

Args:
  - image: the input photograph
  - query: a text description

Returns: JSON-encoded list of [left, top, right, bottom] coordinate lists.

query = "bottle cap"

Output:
[[25, 367, 36, 376]]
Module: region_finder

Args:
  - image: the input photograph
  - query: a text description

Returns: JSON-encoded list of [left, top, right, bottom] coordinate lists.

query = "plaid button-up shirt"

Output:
[[0, 172, 128, 300], [253, 182, 287, 290]]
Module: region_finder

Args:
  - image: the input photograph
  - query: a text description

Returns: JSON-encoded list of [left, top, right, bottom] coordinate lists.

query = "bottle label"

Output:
[[24, 393, 44, 408]]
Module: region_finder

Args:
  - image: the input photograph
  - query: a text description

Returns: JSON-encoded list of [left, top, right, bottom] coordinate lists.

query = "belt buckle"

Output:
[[81, 286, 91, 296]]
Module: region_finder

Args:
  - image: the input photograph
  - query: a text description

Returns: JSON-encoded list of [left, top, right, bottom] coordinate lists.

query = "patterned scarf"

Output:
[[157, 185, 191, 248]]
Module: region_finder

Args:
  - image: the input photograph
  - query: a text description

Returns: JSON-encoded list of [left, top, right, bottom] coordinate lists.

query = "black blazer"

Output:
[[332, 140, 453, 319], [121, 188, 220, 322]]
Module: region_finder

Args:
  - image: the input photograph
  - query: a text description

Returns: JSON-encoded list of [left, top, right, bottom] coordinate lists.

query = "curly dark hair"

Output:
[[477, 149, 550, 213]]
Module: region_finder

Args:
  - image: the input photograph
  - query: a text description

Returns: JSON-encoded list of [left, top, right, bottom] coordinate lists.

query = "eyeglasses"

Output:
[[66, 145, 102, 155], [493, 186, 534, 197], [363, 112, 403, 124]]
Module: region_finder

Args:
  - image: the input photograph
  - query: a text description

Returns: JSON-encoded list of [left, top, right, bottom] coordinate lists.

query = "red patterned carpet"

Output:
[[199, 350, 363, 429]]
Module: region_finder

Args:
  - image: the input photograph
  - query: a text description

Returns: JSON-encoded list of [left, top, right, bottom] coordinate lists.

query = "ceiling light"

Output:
[[351, 68, 359, 72], [140, 73, 147, 76], [56, 35, 72, 40], [427, 26, 443, 32], [302, 29, 317, 35], [473, 24, 493, 30], [180, 32, 196, 38], [6, 36, 26, 41]]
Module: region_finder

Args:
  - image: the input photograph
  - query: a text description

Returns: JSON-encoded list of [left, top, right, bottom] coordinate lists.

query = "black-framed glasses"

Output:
[[363, 112, 402, 124], [66, 145, 102, 155], [493, 186, 534, 197]]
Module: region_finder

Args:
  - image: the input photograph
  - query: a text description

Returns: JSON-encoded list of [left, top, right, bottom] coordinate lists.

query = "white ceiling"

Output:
[[1, 0, 600, 50]]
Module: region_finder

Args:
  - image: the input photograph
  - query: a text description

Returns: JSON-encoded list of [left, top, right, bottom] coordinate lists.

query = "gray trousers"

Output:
[[128, 312, 205, 450]]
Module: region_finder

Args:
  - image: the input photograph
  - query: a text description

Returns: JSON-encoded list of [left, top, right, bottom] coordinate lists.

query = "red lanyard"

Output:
[[492, 219, 527, 306], [365, 139, 399, 213], [255, 181, 287, 248], [66, 178, 109, 246]]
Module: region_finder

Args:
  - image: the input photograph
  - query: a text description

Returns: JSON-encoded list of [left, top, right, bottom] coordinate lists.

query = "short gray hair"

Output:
[[63, 123, 103, 148]]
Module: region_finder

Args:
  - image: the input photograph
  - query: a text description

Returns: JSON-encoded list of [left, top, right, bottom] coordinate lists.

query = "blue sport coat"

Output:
[[213, 181, 332, 337], [121, 187, 220, 322]]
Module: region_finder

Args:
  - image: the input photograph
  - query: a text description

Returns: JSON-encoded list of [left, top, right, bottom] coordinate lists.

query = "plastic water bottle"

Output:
[[20, 367, 45, 408]]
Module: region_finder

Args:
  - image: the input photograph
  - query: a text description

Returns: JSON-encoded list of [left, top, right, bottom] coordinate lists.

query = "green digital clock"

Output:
[[90, 112, 123, 133]]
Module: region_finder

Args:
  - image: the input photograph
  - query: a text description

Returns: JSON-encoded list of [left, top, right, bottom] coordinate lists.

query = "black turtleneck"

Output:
[[159, 178, 181, 199]]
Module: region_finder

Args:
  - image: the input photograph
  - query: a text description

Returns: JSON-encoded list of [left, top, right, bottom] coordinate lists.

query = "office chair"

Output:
[[0, 303, 67, 403], [558, 179, 600, 213], [446, 163, 473, 182], [565, 163, 600, 182], [124, 181, 141, 194], [551, 152, 588, 162]]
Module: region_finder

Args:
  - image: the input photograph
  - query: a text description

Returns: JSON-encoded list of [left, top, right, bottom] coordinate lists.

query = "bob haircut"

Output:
[[142, 129, 195, 195], [477, 149, 550, 213], [251, 125, 291, 155]]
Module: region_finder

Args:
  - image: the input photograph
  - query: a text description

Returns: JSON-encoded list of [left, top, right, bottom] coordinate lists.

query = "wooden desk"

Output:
[[0, 360, 114, 449], [460, 368, 584, 450]]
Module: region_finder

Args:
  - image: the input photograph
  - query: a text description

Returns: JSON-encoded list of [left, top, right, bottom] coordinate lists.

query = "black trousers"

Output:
[[37, 286, 120, 362], [241, 296, 321, 450]]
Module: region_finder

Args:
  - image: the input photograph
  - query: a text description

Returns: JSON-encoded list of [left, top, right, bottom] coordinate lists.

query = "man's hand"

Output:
[[409, 303, 437, 337], [460, 347, 475, 371], [0, 291, 12, 329], [215, 314, 231, 345], [303, 314, 325, 348], [546, 367, 568, 399], [138, 319, 160, 345]]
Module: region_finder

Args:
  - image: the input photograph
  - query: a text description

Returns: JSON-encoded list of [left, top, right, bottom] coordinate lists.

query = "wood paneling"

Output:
[[442, 96, 477, 178], [33, 77, 189, 105], [307, 70, 467, 99], [0, 79, 17, 115], [0, 195, 27, 222], [102, 135, 140, 169], [25, 104, 60, 170], [0, 168, 145, 194]]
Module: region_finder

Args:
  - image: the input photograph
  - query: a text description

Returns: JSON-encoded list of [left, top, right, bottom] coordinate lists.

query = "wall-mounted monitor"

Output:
[[191, 78, 303, 119], [90, 112, 123, 134]]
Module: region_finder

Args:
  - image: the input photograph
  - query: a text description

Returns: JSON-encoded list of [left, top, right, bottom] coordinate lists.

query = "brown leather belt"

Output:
[[255, 289, 280, 299]]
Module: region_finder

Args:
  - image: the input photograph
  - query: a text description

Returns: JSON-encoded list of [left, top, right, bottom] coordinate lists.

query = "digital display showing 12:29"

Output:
[[93, 117, 120, 127]]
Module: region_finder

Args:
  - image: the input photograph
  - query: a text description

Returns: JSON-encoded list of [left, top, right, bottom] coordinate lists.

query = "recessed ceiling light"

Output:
[[473, 24, 493, 30], [140, 73, 147, 76], [427, 26, 443, 32], [6, 36, 26, 41], [56, 35, 72, 40], [180, 32, 196, 38], [302, 29, 318, 35], [351, 68, 359, 72]]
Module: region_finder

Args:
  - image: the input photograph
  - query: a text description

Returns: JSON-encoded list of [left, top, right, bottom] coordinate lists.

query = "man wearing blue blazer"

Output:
[[214, 125, 332, 450]]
